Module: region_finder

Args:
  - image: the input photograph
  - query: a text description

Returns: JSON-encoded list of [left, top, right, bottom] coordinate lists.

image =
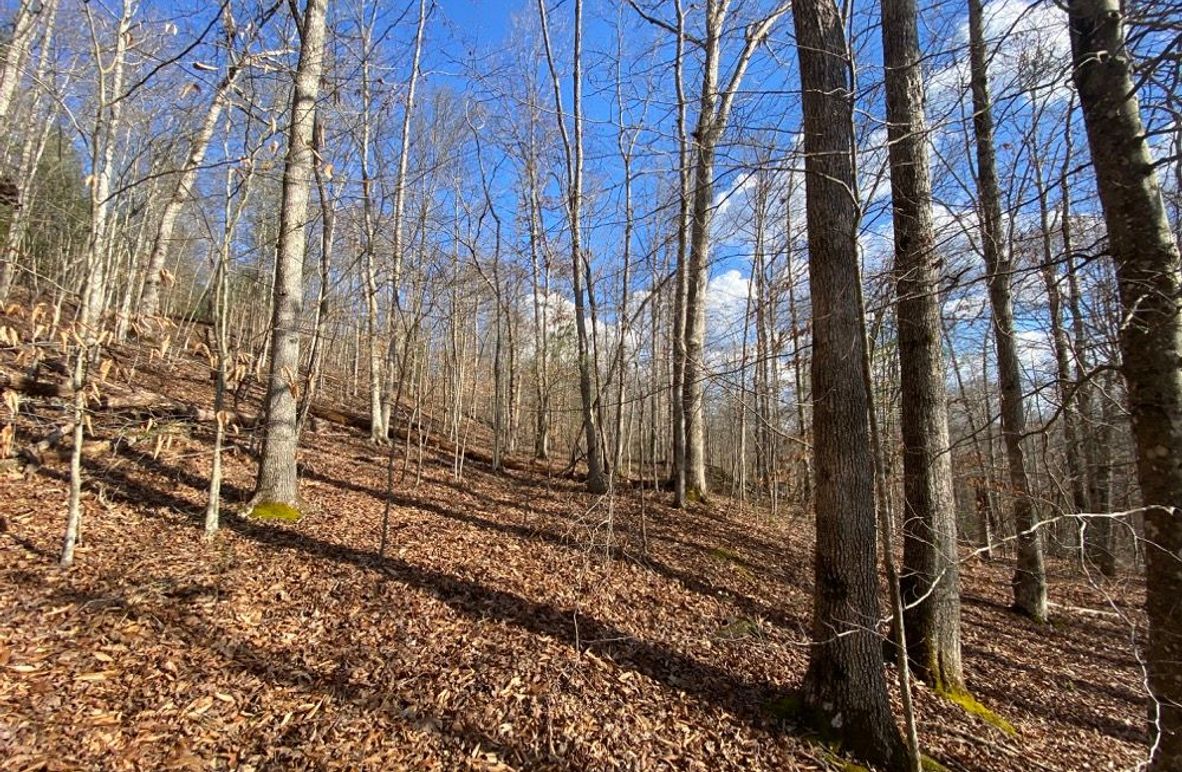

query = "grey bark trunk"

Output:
[[1070, 0, 1182, 762], [537, 0, 608, 493], [881, 0, 963, 691], [250, 0, 329, 512], [63, 0, 132, 566], [0, 0, 38, 124], [140, 51, 242, 318], [968, 0, 1047, 621]]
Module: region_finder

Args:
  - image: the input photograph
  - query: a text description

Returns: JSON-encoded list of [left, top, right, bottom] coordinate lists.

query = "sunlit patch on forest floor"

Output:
[[0, 339, 1148, 771]]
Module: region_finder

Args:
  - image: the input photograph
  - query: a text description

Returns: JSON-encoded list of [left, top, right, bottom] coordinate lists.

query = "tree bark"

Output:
[[670, 0, 690, 506], [1069, 0, 1182, 763], [793, 0, 906, 764], [968, 0, 1047, 622], [0, 0, 39, 125], [250, 0, 329, 512], [881, 0, 963, 691]]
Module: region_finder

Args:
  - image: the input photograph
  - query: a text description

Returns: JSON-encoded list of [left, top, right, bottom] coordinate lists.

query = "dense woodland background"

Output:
[[0, 0, 1179, 769]]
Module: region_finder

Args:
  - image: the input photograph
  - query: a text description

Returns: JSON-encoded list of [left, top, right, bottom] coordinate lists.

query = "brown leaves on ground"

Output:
[[0, 333, 1150, 771]]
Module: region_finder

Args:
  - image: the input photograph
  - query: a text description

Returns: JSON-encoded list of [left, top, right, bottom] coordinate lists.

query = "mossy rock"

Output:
[[248, 501, 303, 523], [936, 685, 1016, 736]]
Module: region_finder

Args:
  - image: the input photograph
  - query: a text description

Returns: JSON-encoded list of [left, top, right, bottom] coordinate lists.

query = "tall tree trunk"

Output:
[[1060, 121, 1114, 576], [612, 51, 636, 480], [382, 0, 426, 434], [537, 0, 608, 493], [881, 0, 962, 691], [968, 0, 1047, 622], [250, 0, 329, 512], [355, 3, 386, 444], [140, 19, 245, 319], [1070, 0, 1182, 763], [62, 0, 133, 566], [681, 0, 786, 502], [670, 0, 690, 505], [793, 0, 906, 764], [0, 0, 60, 302], [0, 0, 39, 124], [526, 150, 551, 460]]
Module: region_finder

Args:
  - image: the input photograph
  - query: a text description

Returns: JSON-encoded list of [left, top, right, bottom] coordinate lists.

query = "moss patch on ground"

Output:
[[714, 617, 762, 640], [708, 546, 756, 577], [937, 685, 1017, 736], [248, 501, 303, 523]]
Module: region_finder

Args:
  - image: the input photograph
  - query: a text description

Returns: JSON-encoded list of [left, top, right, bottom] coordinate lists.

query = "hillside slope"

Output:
[[0, 325, 1148, 771]]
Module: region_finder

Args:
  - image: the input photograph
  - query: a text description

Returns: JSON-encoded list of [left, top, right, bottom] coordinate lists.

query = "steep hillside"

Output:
[[0, 321, 1149, 771]]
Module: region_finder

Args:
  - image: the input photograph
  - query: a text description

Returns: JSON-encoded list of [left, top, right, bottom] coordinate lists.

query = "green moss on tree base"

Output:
[[248, 501, 303, 522], [936, 685, 1016, 736], [763, 695, 848, 755]]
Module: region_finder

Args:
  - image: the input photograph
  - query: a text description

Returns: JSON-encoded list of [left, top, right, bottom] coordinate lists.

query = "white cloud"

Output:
[[928, 0, 1072, 117], [705, 268, 751, 335]]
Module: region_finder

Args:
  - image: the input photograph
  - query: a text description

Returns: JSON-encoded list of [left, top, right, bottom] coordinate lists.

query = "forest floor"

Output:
[[0, 316, 1151, 771]]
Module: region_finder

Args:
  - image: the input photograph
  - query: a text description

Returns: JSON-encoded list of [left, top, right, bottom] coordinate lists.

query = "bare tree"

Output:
[[680, 0, 787, 501], [1070, 0, 1182, 762], [249, 0, 329, 514], [881, 0, 962, 690], [138, 3, 272, 320], [61, 0, 136, 566], [537, 0, 607, 493], [792, 0, 905, 763], [968, 0, 1047, 622]]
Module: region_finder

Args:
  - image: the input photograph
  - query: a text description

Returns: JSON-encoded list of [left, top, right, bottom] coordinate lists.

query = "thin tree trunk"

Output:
[[140, 9, 247, 318], [383, 0, 426, 433], [670, 0, 690, 505], [537, 0, 608, 493], [297, 117, 335, 436], [62, 0, 133, 567], [207, 126, 256, 536], [681, 0, 787, 502], [1030, 119, 1089, 541]]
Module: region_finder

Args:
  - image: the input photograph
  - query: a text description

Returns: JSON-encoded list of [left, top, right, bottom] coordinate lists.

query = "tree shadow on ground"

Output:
[[75, 439, 812, 643], [43, 580, 540, 767], [966, 645, 1145, 719], [52, 449, 802, 743]]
